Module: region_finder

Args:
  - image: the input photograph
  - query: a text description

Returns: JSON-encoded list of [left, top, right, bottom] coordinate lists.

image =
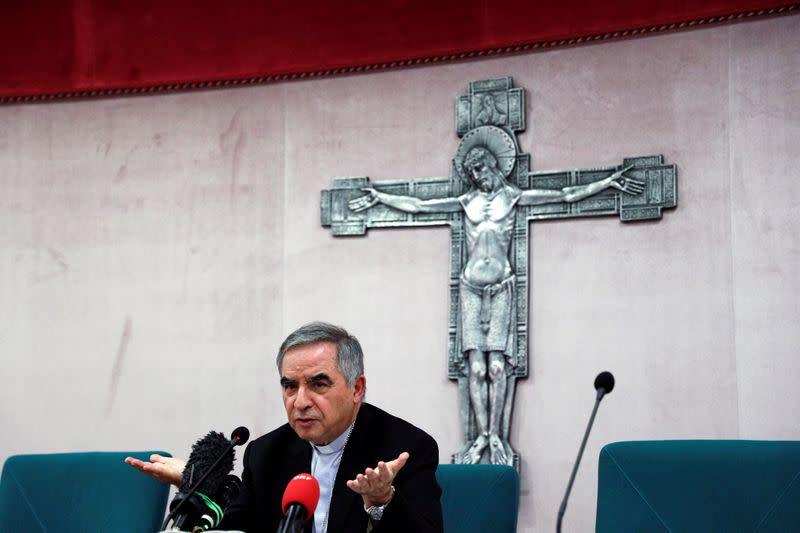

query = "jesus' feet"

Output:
[[489, 433, 510, 465], [463, 433, 489, 464]]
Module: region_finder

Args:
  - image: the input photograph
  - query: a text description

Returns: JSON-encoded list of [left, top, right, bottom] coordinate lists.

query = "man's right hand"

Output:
[[125, 454, 186, 487]]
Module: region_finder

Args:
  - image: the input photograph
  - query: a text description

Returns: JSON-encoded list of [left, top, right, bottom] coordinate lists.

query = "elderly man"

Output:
[[127, 322, 442, 532]]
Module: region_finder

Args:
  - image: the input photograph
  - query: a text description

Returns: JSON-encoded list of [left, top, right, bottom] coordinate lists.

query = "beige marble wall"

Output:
[[1, 14, 798, 532]]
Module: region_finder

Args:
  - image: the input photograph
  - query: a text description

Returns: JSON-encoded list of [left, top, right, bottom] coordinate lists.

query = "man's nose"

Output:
[[295, 385, 313, 409]]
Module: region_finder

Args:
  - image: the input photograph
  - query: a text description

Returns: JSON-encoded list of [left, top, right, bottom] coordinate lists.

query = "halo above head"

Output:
[[454, 125, 517, 182]]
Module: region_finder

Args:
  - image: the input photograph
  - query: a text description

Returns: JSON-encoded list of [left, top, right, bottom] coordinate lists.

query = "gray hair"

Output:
[[276, 322, 365, 387]]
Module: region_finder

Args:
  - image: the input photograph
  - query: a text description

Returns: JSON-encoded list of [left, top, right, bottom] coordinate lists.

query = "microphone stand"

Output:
[[556, 388, 606, 533]]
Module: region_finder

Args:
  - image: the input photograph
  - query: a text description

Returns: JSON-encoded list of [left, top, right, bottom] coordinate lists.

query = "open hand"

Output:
[[125, 454, 186, 487], [608, 166, 644, 195], [347, 187, 381, 212], [346, 451, 409, 508]]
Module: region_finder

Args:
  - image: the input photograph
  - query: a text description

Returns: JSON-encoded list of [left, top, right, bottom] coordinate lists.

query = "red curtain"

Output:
[[0, 0, 796, 100]]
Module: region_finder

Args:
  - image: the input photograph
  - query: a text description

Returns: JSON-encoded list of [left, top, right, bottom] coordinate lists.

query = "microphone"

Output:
[[197, 474, 242, 531], [276, 473, 320, 533], [162, 426, 250, 531], [230, 425, 250, 445], [594, 371, 615, 399], [556, 372, 615, 533]]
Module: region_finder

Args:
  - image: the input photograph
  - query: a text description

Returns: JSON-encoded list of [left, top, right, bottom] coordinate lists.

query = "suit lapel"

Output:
[[281, 435, 313, 532], [285, 432, 314, 477]]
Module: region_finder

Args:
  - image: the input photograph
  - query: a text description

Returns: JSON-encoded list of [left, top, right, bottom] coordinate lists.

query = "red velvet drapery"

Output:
[[0, 0, 796, 101]]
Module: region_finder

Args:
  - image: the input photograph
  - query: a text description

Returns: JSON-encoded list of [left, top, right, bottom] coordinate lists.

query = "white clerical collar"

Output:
[[310, 421, 354, 455]]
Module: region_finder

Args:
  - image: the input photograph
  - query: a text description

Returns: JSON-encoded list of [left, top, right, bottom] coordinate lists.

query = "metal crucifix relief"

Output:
[[320, 77, 677, 469]]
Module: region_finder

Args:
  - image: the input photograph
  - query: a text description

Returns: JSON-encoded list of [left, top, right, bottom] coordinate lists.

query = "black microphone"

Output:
[[231, 425, 250, 445], [556, 372, 615, 533], [594, 371, 615, 399], [162, 426, 250, 531], [198, 474, 242, 531]]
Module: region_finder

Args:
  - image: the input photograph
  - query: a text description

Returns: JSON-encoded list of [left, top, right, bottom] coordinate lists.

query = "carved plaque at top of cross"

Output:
[[320, 77, 677, 469]]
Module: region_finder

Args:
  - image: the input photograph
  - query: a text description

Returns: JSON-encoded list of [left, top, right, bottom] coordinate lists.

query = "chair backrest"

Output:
[[436, 463, 519, 533], [596, 440, 800, 532], [0, 451, 171, 533]]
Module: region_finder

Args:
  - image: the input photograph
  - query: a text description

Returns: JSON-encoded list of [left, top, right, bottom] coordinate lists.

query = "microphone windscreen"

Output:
[[180, 431, 234, 495], [594, 371, 615, 394], [281, 473, 320, 519], [231, 426, 250, 445]]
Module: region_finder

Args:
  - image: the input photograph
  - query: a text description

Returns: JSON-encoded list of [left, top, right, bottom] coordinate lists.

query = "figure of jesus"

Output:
[[348, 130, 643, 465]]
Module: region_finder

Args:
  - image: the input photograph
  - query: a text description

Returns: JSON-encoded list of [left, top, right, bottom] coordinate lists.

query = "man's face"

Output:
[[468, 157, 497, 192], [280, 341, 365, 445]]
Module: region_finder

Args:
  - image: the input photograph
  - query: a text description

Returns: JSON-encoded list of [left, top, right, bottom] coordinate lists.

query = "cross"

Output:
[[320, 77, 676, 469]]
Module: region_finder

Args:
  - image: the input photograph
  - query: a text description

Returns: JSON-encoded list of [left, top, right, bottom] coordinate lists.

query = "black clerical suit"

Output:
[[220, 402, 443, 533]]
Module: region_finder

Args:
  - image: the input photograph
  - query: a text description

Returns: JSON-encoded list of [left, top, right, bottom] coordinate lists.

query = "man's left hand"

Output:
[[346, 451, 409, 508]]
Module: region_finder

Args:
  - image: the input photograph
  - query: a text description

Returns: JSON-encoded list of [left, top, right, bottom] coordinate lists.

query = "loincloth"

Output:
[[459, 274, 516, 358]]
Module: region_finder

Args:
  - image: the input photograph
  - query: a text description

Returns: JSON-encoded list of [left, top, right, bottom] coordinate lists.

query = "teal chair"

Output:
[[596, 440, 800, 532], [0, 451, 171, 533], [436, 464, 519, 533]]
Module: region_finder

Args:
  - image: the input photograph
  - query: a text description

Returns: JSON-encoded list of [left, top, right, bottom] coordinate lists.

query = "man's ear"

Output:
[[353, 375, 366, 403]]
